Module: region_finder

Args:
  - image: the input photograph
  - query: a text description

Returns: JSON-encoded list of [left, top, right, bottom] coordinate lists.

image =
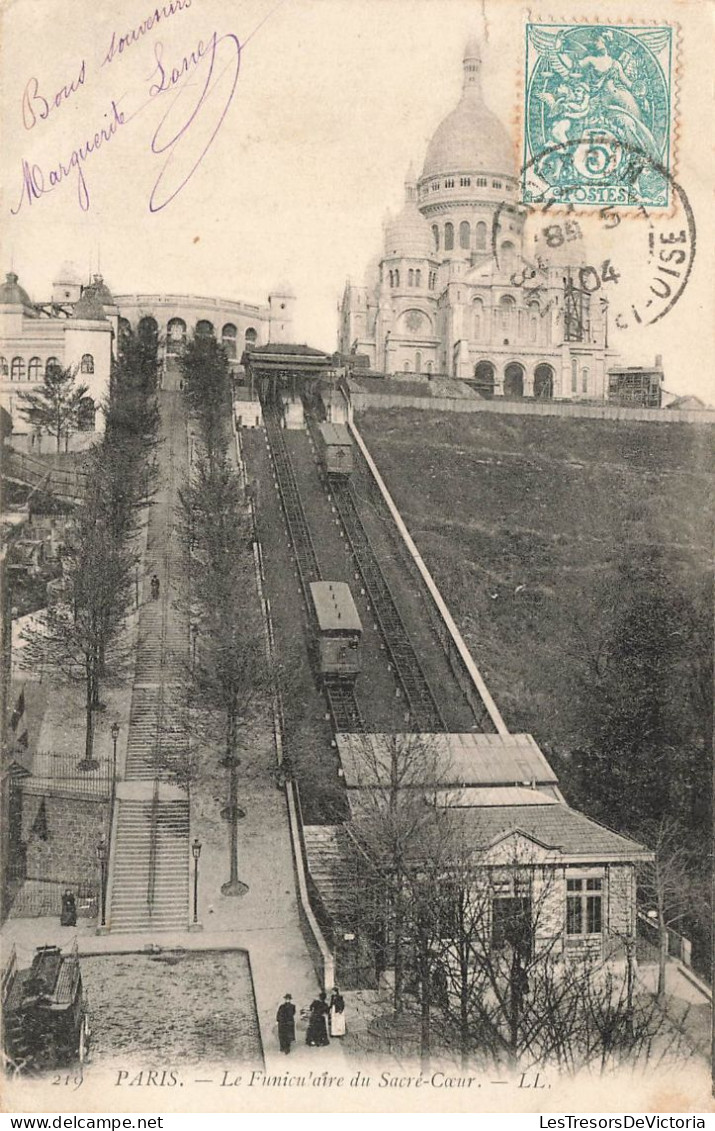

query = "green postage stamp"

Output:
[[522, 24, 674, 207]]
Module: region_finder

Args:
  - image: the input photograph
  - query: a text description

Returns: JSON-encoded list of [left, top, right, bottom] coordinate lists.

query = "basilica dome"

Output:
[[421, 40, 515, 178]]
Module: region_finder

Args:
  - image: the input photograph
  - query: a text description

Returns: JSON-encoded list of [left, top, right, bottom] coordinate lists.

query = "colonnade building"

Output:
[[338, 38, 617, 400], [0, 265, 295, 438]]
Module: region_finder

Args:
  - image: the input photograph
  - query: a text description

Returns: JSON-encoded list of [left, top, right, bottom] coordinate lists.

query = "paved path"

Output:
[[3, 399, 348, 1072]]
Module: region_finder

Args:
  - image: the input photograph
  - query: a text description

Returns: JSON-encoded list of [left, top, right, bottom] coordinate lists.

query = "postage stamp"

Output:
[[522, 23, 674, 207]]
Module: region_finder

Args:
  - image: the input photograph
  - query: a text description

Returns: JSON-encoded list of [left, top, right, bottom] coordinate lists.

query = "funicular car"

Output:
[[309, 581, 363, 685], [2, 944, 90, 1072]]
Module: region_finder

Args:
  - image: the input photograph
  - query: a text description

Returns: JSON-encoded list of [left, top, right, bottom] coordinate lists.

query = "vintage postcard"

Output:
[[1, 0, 713, 1117]]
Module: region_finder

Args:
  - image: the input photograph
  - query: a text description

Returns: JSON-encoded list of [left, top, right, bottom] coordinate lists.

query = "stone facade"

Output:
[[338, 38, 620, 399]]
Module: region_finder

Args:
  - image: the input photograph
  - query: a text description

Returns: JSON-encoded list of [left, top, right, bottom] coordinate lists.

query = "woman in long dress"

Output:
[[329, 988, 346, 1037], [305, 991, 330, 1046]]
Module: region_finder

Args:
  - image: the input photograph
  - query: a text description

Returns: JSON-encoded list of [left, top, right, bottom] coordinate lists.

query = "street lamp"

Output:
[[110, 722, 120, 783], [96, 837, 108, 928], [191, 837, 202, 926]]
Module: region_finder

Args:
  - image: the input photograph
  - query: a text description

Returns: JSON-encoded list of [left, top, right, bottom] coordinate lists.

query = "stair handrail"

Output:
[[147, 777, 160, 908]]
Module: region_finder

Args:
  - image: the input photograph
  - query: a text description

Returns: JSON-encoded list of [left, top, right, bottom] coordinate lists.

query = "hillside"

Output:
[[359, 409, 713, 846]]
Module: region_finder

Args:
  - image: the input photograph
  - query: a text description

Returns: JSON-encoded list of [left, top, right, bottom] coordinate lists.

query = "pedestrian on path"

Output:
[[305, 991, 330, 1047], [329, 988, 346, 1037], [276, 994, 296, 1054], [150, 575, 160, 601]]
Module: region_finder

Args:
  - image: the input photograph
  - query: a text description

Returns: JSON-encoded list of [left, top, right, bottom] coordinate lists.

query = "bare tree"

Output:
[[638, 818, 693, 1002]]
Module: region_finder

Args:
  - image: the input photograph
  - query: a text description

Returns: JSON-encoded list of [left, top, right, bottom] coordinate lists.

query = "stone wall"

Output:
[[351, 391, 715, 425], [20, 786, 107, 889]]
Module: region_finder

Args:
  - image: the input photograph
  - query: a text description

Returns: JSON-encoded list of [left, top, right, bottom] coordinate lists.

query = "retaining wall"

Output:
[[350, 391, 715, 425]]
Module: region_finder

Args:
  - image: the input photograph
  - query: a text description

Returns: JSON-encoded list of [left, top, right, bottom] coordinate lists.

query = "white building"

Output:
[[1, 268, 114, 444], [339, 38, 618, 400]]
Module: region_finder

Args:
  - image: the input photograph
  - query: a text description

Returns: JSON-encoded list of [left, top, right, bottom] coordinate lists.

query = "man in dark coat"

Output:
[[276, 993, 296, 1054]]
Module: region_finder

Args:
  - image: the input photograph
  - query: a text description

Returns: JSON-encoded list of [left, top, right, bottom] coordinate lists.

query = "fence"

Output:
[[348, 390, 715, 426], [7, 877, 98, 920]]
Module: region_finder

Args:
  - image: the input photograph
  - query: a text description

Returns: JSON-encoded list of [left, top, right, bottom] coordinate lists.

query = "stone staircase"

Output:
[[106, 391, 191, 934], [109, 796, 190, 933]]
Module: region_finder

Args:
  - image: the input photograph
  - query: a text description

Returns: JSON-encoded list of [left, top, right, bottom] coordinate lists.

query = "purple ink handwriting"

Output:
[[10, 0, 289, 216], [22, 59, 87, 130], [102, 0, 193, 66]]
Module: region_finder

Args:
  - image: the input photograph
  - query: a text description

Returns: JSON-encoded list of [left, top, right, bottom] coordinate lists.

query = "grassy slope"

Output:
[[358, 409, 713, 754]]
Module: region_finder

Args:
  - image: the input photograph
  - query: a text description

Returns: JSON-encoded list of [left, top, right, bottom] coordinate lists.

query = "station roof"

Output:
[[447, 803, 652, 862], [335, 732, 558, 789], [318, 422, 352, 447], [310, 581, 362, 634]]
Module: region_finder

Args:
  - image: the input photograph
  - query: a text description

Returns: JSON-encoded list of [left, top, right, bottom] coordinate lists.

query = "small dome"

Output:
[[0, 271, 33, 307], [384, 200, 433, 259], [90, 274, 115, 306], [73, 286, 107, 321], [421, 40, 515, 178]]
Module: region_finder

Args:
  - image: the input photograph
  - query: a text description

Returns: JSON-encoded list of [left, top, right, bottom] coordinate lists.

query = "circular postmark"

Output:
[[492, 140, 696, 333]]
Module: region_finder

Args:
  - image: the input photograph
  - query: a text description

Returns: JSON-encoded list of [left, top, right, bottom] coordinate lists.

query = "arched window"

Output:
[[475, 222, 487, 250], [528, 301, 539, 343], [167, 318, 187, 353], [504, 362, 524, 398], [403, 360, 411, 372], [389, 270, 394, 287], [581, 366, 590, 394], [473, 300, 485, 341], [415, 269, 421, 287], [408, 269, 414, 287], [195, 319, 214, 337], [474, 360, 495, 397], [431, 225, 440, 252], [426, 361, 433, 374], [499, 295, 516, 333], [138, 316, 159, 345], [534, 364, 554, 400], [415, 351, 422, 373], [571, 358, 578, 393], [500, 241, 516, 274], [222, 323, 238, 358], [245, 327, 258, 345], [11, 357, 26, 381], [0, 356, 8, 377], [46, 357, 61, 377], [394, 269, 400, 287], [28, 357, 42, 381], [444, 222, 454, 251], [81, 353, 94, 374], [118, 317, 132, 340], [459, 221, 471, 249]]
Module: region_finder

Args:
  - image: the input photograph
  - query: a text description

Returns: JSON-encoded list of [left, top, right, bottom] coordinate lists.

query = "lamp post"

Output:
[[191, 837, 202, 927], [110, 722, 120, 784], [96, 837, 108, 929]]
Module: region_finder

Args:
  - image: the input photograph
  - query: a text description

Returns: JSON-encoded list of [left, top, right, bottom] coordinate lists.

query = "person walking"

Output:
[[329, 987, 346, 1037], [276, 994, 296, 1054], [305, 991, 330, 1046], [150, 574, 160, 601]]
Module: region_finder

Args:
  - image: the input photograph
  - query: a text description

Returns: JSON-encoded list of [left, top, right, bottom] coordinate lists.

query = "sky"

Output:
[[1, 0, 713, 399]]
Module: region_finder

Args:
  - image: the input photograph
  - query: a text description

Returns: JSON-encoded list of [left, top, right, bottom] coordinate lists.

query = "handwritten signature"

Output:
[[10, 27, 242, 215]]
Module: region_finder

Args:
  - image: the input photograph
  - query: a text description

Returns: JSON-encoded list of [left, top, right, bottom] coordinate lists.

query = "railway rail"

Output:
[[329, 479, 446, 733], [263, 403, 364, 731]]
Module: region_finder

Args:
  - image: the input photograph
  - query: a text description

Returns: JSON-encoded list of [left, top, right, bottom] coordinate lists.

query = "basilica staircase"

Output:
[[107, 391, 191, 934]]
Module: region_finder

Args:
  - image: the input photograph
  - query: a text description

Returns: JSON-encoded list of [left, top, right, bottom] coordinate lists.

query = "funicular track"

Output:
[[329, 478, 447, 733], [262, 403, 364, 733]]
